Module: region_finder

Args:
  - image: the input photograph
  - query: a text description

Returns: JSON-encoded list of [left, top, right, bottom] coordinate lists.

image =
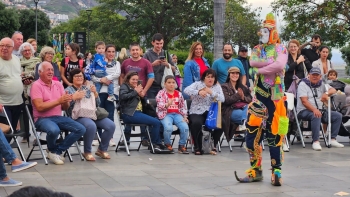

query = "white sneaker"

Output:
[[312, 141, 322, 151], [92, 140, 99, 146], [109, 139, 116, 147], [107, 95, 116, 102], [47, 152, 64, 165], [282, 142, 289, 152], [330, 140, 344, 148], [238, 125, 246, 131], [46, 149, 65, 161]]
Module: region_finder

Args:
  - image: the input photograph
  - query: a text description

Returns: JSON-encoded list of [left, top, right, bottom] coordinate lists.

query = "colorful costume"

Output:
[[234, 13, 288, 186]]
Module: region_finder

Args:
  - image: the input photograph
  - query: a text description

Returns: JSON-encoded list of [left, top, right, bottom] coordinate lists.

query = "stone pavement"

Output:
[[1, 128, 350, 196]]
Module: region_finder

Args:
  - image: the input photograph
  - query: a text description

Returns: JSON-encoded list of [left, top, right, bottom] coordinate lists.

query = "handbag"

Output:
[[142, 102, 157, 117], [72, 92, 97, 120], [205, 99, 222, 129], [0, 123, 10, 134], [96, 107, 109, 120], [233, 101, 247, 109]]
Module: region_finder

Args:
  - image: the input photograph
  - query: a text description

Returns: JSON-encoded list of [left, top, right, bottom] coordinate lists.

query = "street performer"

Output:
[[235, 13, 288, 186]]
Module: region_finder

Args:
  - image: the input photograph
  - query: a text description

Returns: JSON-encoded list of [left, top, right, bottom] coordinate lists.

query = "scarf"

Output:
[[301, 77, 322, 88], [20, 57, 41, 74]]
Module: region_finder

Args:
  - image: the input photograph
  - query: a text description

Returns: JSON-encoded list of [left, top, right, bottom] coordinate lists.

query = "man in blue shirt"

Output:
[[212, 43, 246, 84]]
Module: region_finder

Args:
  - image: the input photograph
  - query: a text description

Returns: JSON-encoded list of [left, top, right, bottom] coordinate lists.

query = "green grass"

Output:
[[338, 78, 350, 84]]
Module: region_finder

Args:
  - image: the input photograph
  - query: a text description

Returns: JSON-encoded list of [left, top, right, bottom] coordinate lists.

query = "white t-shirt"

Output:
[[12, 50, 22, 59], [0, 55, 24, 105], [296, 81, 326, 113]]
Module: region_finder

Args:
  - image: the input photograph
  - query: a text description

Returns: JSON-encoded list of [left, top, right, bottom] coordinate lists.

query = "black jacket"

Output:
[[119, 83, 144, 116], [284, 54, 312, 90]]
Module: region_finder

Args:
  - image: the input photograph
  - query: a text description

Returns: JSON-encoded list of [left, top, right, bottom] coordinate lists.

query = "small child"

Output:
[[327, 69, 346, 92], [91, 41, 116, 101], [327, 69, 338, 81]]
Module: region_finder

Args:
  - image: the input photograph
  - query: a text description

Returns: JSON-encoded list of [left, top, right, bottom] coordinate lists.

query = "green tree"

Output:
[[341, 45, 350, 75], [17, 9, 51, 46], [0, 3, 20, 39], [271, 0, 350, 48], [225, 0, 261, 48], [97, 0, 213, 48]]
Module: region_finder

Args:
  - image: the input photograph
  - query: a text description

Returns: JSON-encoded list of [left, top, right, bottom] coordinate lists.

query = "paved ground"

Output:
[[1, 120, 350, 197]]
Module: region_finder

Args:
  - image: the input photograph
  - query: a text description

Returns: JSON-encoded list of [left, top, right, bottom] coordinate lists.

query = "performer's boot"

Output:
[[234, 168, 263, 183], [271, 168, 282, 186]]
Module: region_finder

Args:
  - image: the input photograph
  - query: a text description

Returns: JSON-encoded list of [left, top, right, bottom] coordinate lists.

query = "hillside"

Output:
[[36, 0, 98, 18]]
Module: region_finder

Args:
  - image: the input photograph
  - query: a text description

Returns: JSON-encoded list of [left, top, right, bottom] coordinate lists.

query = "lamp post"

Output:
[[34, 0, 39, 41], [86, 9, 92, 51]]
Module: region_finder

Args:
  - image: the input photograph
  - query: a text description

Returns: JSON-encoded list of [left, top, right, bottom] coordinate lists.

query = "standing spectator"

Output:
[[312, 46, 333, 77], [120, 42, 154, 146], [285, 39, 312, 91], [11, 31, 23, 58], [300, 34, 322, 64], [84, 52, 93, 67], [26, 38, 38, 57], [171, 54, 182, 89], [91, 44, 121, 147], [184, 69, 225, 155], [19, 42, 41, 143], [0, 38, 25, 136], [60, 43, 86, 88], [236, 46, 251, 87], [34, 47, 61, 82], [31, 61, 86, 165], [182, 42, 210, 99], [118, 47, 128, 64], [143, 33, 175, 98], [212, 43, 246, 85]]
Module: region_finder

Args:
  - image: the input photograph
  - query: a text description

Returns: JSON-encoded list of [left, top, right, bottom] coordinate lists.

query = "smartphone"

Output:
[[159, 56, 165, 60], [138, 80, 143, 85], [22, 76, 34, 82]]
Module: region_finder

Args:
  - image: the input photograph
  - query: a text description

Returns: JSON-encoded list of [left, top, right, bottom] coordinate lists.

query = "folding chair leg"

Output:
[[284, 135, 290, 149], [75, 141, 84, 161], [261, 139, 265, 151], [217, 141, 221, 152], [14, 137, 26, 162], [294, 108, 305, 148], [320, 125, 329, 148], [146, 126, 154, 153], [229, 140, 233, 152], [65, 150, 73, 162]]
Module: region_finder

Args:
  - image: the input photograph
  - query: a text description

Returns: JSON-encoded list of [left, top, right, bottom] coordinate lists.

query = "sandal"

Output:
[[82, 153, 96, 161], [95, 150, 111, 159], [194, 150, 203, 155]]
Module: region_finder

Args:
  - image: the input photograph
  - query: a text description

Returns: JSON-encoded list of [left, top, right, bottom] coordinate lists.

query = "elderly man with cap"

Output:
[[236, 46, 252, 87], [297, 67, 343, 151], [212, 43, 246, 85]]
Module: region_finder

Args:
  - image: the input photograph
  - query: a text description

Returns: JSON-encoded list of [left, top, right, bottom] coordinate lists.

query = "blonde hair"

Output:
[[288, 39, 301, 54], [119, 48, 127, 59], [186, 42, 204, 62], [39, 46, 55, 61], [26, 38, 36, 44]]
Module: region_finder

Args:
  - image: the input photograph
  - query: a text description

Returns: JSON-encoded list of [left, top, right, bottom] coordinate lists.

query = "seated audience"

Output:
[[119, 71, 164, 151], [221, 67, 252, 142], [312, 45, 333, 81], [34, 46, 61, 81], [296, 67, 344, 151], [0, 128, 37, 187], [31, 61, 86, 165], [65, 69, 115, 161], [184, 69, 225, 155], [156, 75, 189, 154]]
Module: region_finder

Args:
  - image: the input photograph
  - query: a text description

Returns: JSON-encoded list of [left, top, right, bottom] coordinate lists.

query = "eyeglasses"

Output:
[[73, 75, 84, 78], [0, 45, 13, 49], [240, 50, 248, 52], [23, 50, 31, 53], [45, 52, 54, 56]]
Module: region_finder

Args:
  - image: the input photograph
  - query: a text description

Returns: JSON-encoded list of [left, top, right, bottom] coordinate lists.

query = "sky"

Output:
[[246, 0, 346, 66]]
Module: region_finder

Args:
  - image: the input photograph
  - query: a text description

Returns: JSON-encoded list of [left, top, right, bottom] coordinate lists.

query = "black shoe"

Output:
[[234, 134, 245, 141], [141, 139, 150, 147], [118, 140, 130, 146]]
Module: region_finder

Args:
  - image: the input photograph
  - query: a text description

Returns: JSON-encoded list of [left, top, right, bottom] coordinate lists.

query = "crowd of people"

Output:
[[0, 15, 348, 187]]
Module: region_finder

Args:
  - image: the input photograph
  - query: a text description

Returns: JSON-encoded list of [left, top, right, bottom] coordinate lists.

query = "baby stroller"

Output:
[[330, 92, 350, 137]]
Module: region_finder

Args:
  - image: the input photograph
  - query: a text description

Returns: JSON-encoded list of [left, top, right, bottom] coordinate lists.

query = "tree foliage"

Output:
[[341, 45, 350, 75], [224, 0, 261, 48], [271, 0, 350, 48], [17, 9, 51, 46], [96, 0, 213, 49], [0, 3, 20, 39]]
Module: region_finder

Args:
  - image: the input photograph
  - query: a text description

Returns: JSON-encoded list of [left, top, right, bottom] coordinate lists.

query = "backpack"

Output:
[[64, 57, 84, 71], [202, 130, 214, 154]]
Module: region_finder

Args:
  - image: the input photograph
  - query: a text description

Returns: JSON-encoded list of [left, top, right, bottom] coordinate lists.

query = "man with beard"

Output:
[[212, 43, 246, 84], [300, 34, 322, 64], [237, 46, 251, 87]]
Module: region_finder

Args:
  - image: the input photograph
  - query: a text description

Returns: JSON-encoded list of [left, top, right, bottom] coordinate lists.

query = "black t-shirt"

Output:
[[301, 48, 319, 64], [60, 58, 87, 79]]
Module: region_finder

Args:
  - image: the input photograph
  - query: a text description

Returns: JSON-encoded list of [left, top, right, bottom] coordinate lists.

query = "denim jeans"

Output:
[[76, 117, 115, 153], [160, 113, 189, 146], [297, 109, 342, 141], [97, 93, 118, 137], [121, 111, 161, 144], [0, 130, 17, 179], [34, 116, 86, 155], [95, 70, 114, 95], [146, 86, 162, 99], [230, 105, 248, 125]]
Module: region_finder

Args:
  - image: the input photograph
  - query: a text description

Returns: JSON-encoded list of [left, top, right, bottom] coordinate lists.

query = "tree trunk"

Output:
[[214, 0, 226, 60]]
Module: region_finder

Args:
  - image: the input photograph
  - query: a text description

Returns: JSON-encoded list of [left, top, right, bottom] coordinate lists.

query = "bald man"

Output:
[[11, 32, 23, 58]]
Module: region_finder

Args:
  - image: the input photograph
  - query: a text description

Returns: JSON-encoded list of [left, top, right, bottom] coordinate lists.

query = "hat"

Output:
[[309, 67, 321, 75], [228, 67, 240, 73], [263, 13, 276, 29], [239, 46, 248, 52]]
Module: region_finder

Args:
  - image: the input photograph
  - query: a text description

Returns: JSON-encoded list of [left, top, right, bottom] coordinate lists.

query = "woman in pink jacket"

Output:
[[156, 75, 189, 154]]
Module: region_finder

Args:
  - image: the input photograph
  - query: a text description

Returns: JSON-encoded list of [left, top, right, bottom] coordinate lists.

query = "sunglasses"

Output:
[[240, 50, 248, 52]]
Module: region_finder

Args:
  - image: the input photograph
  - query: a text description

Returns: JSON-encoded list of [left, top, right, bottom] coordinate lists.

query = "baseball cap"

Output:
[[309, 67, 321, 75], [239, 46, 248, 52]]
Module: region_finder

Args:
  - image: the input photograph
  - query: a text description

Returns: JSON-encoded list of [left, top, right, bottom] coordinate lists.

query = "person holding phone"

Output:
[[143, 33, 175, 98]]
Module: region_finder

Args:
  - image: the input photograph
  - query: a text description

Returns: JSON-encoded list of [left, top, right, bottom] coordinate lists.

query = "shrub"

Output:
[[177, 64, 184, 77], [169, 50, 214, 66]]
